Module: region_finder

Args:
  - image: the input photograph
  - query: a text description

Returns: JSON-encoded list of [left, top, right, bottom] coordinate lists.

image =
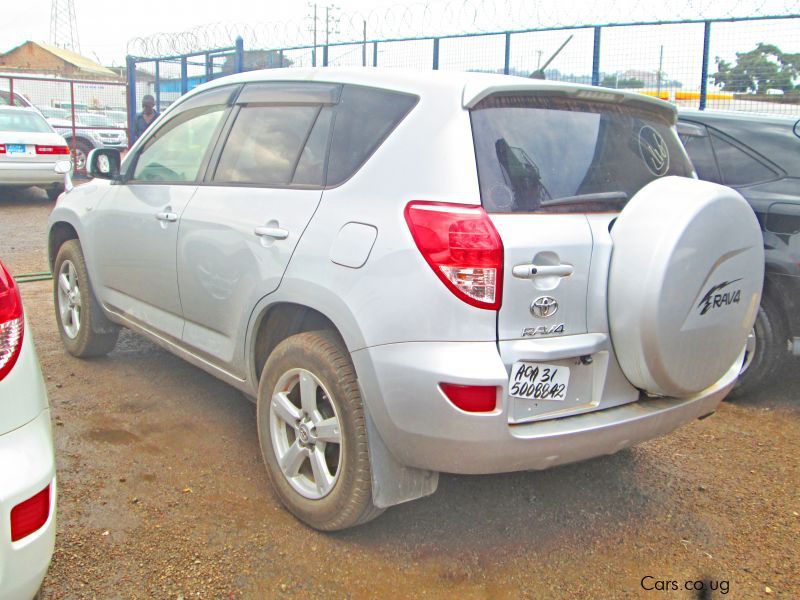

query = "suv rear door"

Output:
[[469, 91, 694, 422]]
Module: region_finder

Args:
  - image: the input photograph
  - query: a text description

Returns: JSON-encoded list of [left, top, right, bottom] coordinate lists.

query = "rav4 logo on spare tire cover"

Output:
[[698, 279, 742, 315], [638, 126, 669, 176]]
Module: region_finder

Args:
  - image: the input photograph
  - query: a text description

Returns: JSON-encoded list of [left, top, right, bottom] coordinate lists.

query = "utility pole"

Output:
[[362, 19, 367, 67], [656, 45, 664, 97]]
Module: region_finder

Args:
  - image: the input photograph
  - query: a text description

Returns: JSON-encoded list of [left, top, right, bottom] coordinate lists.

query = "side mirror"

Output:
[[87, 148, 121, 180]]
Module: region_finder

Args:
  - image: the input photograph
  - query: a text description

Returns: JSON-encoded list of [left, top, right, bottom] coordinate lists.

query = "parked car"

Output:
[[0, 106, 72, 201], [36, 107, 70, 120], [47, 114, 127, 173], [0, 90, 33, 108], [0, 259, 57, 598], [678, 110, 800, 395], [48, 69, 764, 530]]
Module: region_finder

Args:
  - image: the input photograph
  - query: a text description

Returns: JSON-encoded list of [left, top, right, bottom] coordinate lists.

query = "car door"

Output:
[[91, 86, 234, 340], [176, 82, 339, 376]]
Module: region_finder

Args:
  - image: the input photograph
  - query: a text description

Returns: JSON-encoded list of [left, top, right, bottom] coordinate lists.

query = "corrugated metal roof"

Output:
[[1, 41, 119, 78]]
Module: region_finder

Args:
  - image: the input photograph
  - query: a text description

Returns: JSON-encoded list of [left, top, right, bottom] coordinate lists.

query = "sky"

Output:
[[1, 0, 798, 84]]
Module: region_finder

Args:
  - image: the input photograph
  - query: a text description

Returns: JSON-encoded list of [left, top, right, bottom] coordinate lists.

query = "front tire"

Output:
[[731, 295, 788, 398], [257, 330, 382, 530], [53, 239, 119, 357]]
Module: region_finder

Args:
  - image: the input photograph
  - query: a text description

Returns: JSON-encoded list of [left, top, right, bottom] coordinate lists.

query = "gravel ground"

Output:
[[1, 186, 799, 599]]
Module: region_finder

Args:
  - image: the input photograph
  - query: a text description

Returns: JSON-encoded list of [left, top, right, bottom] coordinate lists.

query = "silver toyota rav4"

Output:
[[47, 69, 764, 530]]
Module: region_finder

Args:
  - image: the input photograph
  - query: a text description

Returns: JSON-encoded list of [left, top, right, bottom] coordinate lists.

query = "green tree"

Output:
[[713, 43, 799, 94]]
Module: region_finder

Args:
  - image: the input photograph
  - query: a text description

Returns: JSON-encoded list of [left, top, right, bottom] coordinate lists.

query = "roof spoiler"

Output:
[[462, 81, 677, 123]]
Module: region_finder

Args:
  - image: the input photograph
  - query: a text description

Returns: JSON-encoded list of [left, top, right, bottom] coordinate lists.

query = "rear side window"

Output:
[[471, 95, 692, 213], [709, 131, 778, 187], [214, 105, 320, 185], [326, 85, 417, 186], [678, 123, 721, 184]]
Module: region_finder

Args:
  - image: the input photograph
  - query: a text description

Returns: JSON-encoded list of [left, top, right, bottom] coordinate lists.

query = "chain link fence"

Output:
[[0, 74, 128, 173]]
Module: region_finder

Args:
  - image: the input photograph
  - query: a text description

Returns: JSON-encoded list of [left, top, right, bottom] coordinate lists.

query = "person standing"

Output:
[[132, 95, 160, 144]]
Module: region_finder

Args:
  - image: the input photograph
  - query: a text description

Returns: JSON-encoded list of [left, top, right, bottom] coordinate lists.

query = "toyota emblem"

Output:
[[531, 296, 559, 318]]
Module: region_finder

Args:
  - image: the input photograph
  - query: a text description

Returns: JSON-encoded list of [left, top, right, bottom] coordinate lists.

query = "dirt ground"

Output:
[[2, 187, 799, 599]]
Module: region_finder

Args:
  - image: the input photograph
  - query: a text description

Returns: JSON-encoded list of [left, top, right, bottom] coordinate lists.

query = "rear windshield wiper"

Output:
[[539, 191, 629, 208]]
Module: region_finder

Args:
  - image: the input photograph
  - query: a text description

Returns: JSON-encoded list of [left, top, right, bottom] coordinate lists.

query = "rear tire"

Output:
[[730, 295, 788, 399], [53, 239, 119, 357], [257, 330, 383, 530]]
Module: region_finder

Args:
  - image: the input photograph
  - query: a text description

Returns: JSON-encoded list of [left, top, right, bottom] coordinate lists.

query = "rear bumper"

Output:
[[0, 410, 57, 600], [352, 341, 736, 474], [0, 162, 64, 186]]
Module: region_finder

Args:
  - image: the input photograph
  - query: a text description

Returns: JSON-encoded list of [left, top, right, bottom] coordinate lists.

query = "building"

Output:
[[0, 41, 120, 80]]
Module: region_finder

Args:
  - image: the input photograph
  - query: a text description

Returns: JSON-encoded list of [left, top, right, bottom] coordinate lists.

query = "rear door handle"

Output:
[[254, 225, 289, 240], [512, 263, 574, 279], [155, 211, 178, 222]]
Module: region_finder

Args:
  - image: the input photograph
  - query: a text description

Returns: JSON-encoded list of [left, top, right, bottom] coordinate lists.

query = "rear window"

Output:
[[0, 110, 52, 133], [471, 95, 692, 213]]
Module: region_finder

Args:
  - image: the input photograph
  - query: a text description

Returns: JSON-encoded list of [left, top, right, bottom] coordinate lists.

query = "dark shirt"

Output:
[[133, 110, 160, 143]]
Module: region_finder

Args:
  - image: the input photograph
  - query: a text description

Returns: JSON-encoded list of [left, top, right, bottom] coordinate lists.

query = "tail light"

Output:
[[0, 144, 6, 154], [404, 201, 503, 310], [35, 145, 70, 155], [440, 383, 498, 412], [10, 484, 51, 542], [0, 260, 24, 382]]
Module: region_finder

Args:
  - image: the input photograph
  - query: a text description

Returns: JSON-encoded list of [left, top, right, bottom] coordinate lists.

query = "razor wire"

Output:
[[126, 0, 800, 57]]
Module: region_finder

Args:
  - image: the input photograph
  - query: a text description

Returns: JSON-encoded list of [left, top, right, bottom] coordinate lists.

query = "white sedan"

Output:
[[0, 106, 72, 201], [0, 259, 56, 598]]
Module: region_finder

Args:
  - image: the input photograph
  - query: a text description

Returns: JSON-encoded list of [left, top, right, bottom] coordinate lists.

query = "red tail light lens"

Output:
[[35, 145, 70, 155], [404, 201, 503, 310], [0, 260, 24, 382], [440, 383, 498, 412], [10, 484, 51, 542], [0, 144, 6, 154]]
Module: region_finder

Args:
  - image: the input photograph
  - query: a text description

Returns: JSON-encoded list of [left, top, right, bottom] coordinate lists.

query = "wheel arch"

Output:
[[48, 219, 80, 270], [249, 301, 348, 386]]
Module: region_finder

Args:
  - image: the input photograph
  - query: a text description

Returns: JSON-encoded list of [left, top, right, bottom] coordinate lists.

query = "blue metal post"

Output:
[[180, 56, 188, 95], [323, 44, 328, 67], [234, 36, 245, 73], [125, 55, 136, 147], [699, 21, 711, 110], [154, 60, 161, 112], [205, 52, 212, 80], [373, 42, 378, 67], [504, 33, 511, 75], [279, 50, 284, 68], [433, 38, 440, 70], [592, 26, 601, 86]]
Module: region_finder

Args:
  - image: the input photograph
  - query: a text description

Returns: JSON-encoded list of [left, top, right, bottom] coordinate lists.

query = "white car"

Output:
[[0, 259, 56, 599], [0, 106, 72, 201]]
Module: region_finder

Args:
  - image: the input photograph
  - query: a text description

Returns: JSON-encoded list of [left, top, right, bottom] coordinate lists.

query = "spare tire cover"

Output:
[[608, 176, 764, 397]]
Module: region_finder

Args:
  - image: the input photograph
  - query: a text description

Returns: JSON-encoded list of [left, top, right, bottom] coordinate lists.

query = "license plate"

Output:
[[7, 144, 26, 154], [508, 362, 570, 401]]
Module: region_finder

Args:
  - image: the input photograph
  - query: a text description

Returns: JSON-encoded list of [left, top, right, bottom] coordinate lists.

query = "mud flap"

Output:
[[362, 398, 439, 509]]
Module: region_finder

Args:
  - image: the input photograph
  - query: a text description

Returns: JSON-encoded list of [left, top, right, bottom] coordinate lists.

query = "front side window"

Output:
[[471, 95, 693, 213], [132, 106, 226, 183], [213, 105, 320, 185]]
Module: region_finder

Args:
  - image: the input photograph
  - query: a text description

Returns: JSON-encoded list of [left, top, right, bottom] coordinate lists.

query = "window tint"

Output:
[[293, 107, 332, 186], [326, 85, 417, 186], [214, 105, 319, 185], [709, 131, 777, 186], [471, 95, 693, 213], [679, 126, 721, 183], [132, 106, 226, 182]]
